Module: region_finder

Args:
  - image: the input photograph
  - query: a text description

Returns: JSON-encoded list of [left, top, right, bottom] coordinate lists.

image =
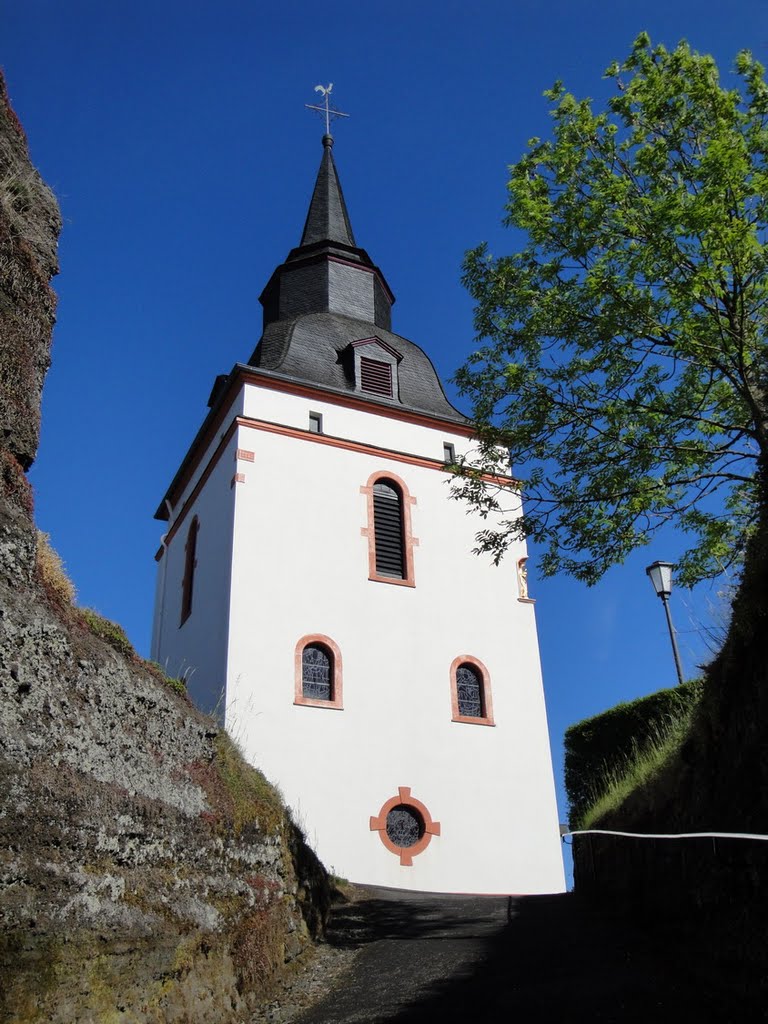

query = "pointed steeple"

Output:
[[300, 135, 356, 248], [258, 134, 395, 334]]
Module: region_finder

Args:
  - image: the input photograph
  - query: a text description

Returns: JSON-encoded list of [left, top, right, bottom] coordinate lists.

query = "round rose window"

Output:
[[385, 804, 425, 848], [370, 787, 440, 866]]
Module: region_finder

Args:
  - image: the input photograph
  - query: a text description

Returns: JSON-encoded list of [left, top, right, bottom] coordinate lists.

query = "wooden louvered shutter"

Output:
[[373, 481, 405, 578], [360, 357, 393, 397]]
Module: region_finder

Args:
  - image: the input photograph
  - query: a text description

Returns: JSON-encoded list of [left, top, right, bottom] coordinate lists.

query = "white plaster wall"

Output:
[[151, 430, 238, 717], [241, 381, 482, 467], [170, 388, 246, 518], [225, 410, 565, 895]]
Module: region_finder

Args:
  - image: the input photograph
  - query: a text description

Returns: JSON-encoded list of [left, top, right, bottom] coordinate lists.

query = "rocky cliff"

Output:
[[0, 72, 330, 1023]]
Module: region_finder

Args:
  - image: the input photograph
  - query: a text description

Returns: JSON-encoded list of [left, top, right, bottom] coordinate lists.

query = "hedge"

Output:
[[564, 679, 704, 826]]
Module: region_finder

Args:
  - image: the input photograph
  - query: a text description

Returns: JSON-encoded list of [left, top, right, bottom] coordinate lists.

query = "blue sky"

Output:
[[6, 1, 763, 873]]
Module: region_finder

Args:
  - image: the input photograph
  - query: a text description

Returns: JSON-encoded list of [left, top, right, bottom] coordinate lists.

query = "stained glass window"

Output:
[[385, 805, 425, 848], [456, 663, 483, 718], [302, 644, 332, 701]]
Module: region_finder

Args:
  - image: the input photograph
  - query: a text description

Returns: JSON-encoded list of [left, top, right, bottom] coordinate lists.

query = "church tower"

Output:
[[151, 132, 565, 895]]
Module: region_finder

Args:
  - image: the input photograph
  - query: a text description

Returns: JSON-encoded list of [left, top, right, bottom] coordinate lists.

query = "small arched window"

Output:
[[456, 664, 483, 718], [302, 644, 332, 701], [373, 480, 405, 579], [294, 635, 344, 710], [361, 471, 417, 587], [180, 516, 199, 626], [450, 656, 494, 726]]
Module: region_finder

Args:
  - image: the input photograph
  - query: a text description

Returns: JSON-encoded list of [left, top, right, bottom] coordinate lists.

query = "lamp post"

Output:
[[645, 561, 685, 686]]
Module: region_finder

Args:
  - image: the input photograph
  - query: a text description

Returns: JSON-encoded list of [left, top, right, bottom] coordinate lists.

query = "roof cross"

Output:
[[305, 83, 349, 138]]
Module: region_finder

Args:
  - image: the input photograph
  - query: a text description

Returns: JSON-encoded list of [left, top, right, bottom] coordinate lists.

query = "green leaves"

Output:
[[455, 35, 768, 587]]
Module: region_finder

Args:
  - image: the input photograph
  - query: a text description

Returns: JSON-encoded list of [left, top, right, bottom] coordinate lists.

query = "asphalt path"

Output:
[[295, 885, 749, 1023]]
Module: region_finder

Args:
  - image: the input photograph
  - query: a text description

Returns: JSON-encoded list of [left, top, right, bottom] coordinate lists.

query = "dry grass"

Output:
[[35, 530, 75, 606]]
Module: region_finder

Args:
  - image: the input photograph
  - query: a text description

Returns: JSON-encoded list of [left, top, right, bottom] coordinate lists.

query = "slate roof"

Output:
[[300, 135, 356, 247], [249, 311, 467, 424], [249, 136, 467, 425]]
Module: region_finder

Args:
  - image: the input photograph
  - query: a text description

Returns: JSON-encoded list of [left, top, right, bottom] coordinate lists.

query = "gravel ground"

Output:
[[248, 886, 370, 1024]]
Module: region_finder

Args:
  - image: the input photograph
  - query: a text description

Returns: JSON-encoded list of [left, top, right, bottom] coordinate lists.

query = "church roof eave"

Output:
[[154, 360, 471, 522]]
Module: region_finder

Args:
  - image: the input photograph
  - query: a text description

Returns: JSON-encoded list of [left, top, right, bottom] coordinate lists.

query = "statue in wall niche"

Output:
[[517, 557, 529, 600]]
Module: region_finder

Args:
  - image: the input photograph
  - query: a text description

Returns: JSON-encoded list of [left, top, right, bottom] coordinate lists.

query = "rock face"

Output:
[[0, 72, 61, 473], [0, 73, 330, 1023]]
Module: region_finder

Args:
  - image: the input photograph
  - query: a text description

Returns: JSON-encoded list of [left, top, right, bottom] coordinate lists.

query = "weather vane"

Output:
[[305, 83, 349, 137]]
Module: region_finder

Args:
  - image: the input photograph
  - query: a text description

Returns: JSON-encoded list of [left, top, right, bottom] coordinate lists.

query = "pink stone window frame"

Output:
[[294, 634, 344, 710], [360, 470, 418, 588], [369, 787, 441, 866], [450, 654, 495, 726]]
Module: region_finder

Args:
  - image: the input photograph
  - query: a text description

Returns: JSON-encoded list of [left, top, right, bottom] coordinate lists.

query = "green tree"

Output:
[[455, 34, 768, 587]]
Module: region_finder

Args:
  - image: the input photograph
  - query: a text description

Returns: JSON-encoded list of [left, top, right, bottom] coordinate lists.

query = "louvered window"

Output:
[[180, 516, 199, 625], [456, 663, 484, 718], [360, 357, 393, 397], [302, 644, 333, 701], [373, 481, 405, 578]]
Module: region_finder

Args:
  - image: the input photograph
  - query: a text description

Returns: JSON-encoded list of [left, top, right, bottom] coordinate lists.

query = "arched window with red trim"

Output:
[[294, 635, 344, 710], [450, 655, 494, 726], [360, 471, 418, 587]]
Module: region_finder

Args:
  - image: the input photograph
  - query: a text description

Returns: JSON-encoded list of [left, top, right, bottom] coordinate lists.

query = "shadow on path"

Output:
[[297, 886, 752, 1023]]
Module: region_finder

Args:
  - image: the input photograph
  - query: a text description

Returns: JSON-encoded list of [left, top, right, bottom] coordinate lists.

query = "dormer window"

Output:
[[349, 337, 401, 402], [360, 357, 393, 398]]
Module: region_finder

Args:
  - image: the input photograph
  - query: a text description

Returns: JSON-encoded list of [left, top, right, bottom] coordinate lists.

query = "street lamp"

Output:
[[645, 561, 685, 686]]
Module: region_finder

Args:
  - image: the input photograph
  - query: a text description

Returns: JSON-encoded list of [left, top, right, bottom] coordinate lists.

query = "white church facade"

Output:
[[151, 133, 565, 895]]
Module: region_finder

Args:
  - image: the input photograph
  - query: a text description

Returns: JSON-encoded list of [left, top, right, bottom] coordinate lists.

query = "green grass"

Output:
[[79, 608, 134, 658], [576, 715, 695, 830], [142, 659, 187, 697], [214, 732, 285, 835]]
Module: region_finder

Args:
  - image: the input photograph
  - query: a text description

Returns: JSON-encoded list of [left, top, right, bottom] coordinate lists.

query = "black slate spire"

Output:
[[245, 132, 467, 427], [299, 134, 356, 247], [258, 134, 394, 331]]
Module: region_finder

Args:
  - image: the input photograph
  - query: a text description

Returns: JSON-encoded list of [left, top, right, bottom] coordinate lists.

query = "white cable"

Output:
[[563, 828, 768, 842]]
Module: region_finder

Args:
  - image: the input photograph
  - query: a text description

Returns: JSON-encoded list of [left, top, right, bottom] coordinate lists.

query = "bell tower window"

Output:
[[349, 337, 401, 401], [360, 357, 393, 397], [360, 471, 418, 588], [373, 480, 404, 578]]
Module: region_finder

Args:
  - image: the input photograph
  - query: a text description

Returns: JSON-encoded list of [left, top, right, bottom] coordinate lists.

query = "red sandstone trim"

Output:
[[230, 472, 245, 487], [158, 369, 479, 516], [235, 448, 255, 462], [449, 654, 495, 726], [350, 336, 402, 360], [293, 634, 344, 710], [360, 470, 417, 587], [369, 787, 441, 866], [162, 421, 238, 548], [161, 413, 515, 555]]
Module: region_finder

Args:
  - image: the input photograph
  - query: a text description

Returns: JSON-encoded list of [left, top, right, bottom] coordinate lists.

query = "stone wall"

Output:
[[0, 71, 331, 1023]]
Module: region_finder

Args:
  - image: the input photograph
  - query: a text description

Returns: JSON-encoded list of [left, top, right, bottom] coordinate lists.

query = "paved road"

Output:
[[296, 886, 747, 1023]]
